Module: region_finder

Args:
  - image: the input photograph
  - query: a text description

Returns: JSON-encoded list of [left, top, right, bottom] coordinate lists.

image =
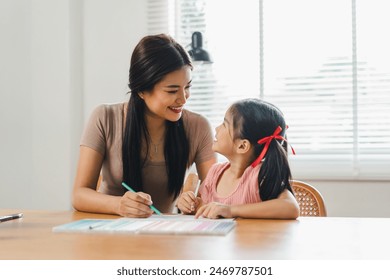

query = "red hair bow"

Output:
[[251, 126, 295, 167]]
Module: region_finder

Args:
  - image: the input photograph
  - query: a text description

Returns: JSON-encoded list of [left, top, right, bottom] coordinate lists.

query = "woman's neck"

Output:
[[145, 114, 166, 140], [144, 114, 166, 161]]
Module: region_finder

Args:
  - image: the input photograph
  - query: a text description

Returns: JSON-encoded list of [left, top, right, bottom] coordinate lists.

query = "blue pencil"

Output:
[[121, 182, 162, 215]]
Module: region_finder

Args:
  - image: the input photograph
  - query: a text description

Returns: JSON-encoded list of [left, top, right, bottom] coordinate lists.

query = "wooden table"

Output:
[[1, 209, 389, 259]]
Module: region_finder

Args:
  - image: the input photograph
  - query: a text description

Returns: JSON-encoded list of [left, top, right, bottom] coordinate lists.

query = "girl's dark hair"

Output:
[[229, 98, 293, 201], [122, 34, 192, 199]]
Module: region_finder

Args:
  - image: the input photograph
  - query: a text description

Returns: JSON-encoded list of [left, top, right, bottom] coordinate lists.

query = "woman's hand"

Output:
[[177, 191, 201, 214], [117, 191, 154, 218], [195, 202, 232, 219]]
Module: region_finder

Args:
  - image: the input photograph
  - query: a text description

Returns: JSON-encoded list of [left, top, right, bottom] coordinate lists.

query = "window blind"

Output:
[[147, 0, 176, 35], [262, 0, 390, 180], [147, 0, 390, 180], [175, 0, 261, 132]]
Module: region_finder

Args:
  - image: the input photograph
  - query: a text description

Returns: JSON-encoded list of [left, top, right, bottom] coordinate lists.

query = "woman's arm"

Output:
[[72, 146, 153, 217], [195, 189, 300, 219], [196, 157, 217, 182]]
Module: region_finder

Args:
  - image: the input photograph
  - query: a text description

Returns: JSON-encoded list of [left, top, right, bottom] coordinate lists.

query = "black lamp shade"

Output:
[[188, 32, 212, 63]]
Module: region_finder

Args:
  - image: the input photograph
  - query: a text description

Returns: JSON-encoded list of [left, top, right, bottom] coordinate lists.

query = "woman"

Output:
[[72, 34, 217, 217]]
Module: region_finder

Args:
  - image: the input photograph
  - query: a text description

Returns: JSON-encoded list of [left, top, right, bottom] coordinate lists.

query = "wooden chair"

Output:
[[291, 180, 327, 217]]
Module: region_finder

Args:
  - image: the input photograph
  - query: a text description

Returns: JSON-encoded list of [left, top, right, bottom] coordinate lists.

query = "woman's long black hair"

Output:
[[122, 34, 192, 199], [229, 98, 293, 201]]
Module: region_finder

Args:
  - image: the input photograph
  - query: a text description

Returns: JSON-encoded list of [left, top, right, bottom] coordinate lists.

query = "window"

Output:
[[147, 0, 390, 180]]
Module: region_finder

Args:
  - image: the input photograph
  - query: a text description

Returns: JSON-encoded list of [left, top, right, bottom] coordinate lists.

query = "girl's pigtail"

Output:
[[257, 140, 293, 201]]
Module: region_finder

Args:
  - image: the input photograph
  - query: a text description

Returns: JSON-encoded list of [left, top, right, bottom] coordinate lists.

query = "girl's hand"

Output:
[[177, 191, 201, 214], [195, 202, 232, 219], [117, 191, 154, 218]]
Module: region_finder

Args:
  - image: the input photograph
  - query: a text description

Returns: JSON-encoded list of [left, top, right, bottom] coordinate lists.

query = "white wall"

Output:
[[306, 180, 390, 218], [1, 0, 33, 208], [83, 0, 146, 119], [1, 0, 75, 210], [0, 0, 146, 210], [1, 0, 389, 217]]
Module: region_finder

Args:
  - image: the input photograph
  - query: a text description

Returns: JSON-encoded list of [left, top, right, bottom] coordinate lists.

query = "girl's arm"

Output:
[[176, 192, 203, 214], [195, 189, 300, 219], [231, 189, 300, 219], [177, 157, 216, 213], [72, 146, 153, 217]]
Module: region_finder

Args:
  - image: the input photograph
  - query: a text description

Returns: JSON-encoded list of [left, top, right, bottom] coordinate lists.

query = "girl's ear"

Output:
[[236, 139, 251, 154], [138, 92, 144, 99]]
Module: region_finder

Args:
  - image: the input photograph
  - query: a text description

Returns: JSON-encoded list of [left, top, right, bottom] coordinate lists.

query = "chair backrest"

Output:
[[291, 180, 327, 217]]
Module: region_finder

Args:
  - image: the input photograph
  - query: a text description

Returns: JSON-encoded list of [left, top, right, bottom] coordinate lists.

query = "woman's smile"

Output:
[[168, 106, 183, 114]]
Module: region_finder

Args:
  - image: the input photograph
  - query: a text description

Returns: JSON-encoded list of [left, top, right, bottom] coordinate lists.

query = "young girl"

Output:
[[177, 98, 299, 219]]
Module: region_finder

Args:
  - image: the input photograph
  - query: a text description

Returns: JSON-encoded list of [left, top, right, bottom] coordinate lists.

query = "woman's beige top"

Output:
[[80, 102, 215, 213]]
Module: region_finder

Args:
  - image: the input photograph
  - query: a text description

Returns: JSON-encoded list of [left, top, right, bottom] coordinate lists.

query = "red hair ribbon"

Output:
[[251, 126, 295, 167]]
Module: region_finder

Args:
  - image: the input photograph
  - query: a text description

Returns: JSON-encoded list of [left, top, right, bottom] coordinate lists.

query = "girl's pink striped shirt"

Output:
[[199, 162, 262, 205]]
